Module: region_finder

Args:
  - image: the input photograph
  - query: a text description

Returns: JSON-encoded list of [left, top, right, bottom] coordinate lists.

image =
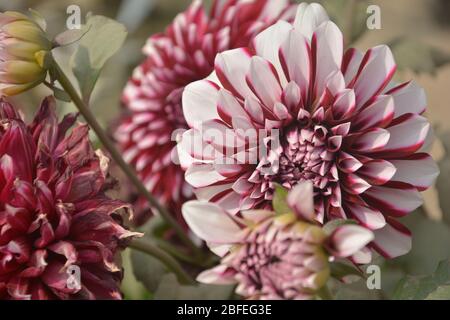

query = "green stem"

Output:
[[49, 55, 202, 257], [155, 239, 218, 268], [129, 238, 195, 285]]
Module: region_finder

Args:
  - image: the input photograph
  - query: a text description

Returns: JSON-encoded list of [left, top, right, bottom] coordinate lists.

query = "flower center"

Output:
[[277, 122, 340, 194]]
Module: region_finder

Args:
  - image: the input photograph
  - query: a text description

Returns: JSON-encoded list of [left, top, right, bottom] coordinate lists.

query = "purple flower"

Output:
[[183, 181, 373, 300], [0, 97, 138, 300], [115, 0, 297, 225]]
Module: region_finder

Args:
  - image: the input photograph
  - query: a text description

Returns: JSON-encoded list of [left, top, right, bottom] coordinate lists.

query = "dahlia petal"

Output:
[[363, 186, 423, 217], [312, 21, 343, 98], [377, 114, 430, 156], [352, 95, 394, 131], [357, 159, 397, 185], [372, 218, 412, 258], [217, 89, 249, 125], [351, 247, 373, 264], [194, 183, 234, 201], [351, 128, 390, 152], [390, 154, 439, 191], [386, 81, 427, 118], [294, 2, 329, 39], [214, 190, 243, 215], [215, 48, 254, 99], [182, 200, 242, 243], [342, 48, 364, 85], [182, 79, 220, 129], [353, 45, 396, 109], [177, 129, 215, 168], [328, 225, 374, 258], [253, 20, 292, 85], [287, 181, 315, 221], [196, 265, 237, 285], [342, 173, 371, 194], [244, 96, 265, 124], [247, 56, 282, 108], [185, 163, 226, 188], [207, 243, 232, 257], [345, 202, 386, 230], [332, 89, 355, 119], [279, 28, 311, 98]]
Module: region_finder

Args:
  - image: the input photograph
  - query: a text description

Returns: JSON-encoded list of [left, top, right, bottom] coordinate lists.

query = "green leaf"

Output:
[[52, 86, 72, 102], [389, 37, 450, 74], [54, 28, 90, 47], [70, 15, 127, 103], [426, 285, 450, 300], [319, 0, 369, 44], [131, 250, 168, 293], [272, 184, 291, 215], [392, 259, 450, 300], [436, 131, 450, 225], [154, 274, 234, 300]]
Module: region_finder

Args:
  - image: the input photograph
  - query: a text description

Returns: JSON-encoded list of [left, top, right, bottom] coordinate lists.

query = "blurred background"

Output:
[[1, 0, 450, 299]]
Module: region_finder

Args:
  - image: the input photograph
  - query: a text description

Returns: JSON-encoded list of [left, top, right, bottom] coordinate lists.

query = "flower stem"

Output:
[[49, 55, 202, 257], [129, 238, 195, 285], [317, 285, 334, 300], [155, 239, 218, 268]]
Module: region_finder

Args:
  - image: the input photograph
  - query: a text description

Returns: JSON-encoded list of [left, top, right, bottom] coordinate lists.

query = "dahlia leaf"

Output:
[[436, 131, 450, 225], [131, 250, 168, 292], [71, 15, 127, 103], [426, 285, 450, 300], [54, 28, 90, 47], [52, 86, 72, 103], [273, 184, 292, 215], [319, 0, 369, 44], [393, 259, 450, 300]]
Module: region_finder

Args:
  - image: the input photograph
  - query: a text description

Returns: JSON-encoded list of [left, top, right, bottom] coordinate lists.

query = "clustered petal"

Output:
[[115, 0, 297, 225], [183, 181, 373, 300], [0, 11, 51, 95], [178, 2, 439, 259], [0, 97, 137, 300]]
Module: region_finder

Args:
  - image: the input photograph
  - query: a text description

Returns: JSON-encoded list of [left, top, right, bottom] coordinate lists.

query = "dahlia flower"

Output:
[[183, 181, 373, 300], [178, 3, 439, 259], [0, 11, 51, 96], [115, 0, 297, 225], [0, 97, 137, 300]]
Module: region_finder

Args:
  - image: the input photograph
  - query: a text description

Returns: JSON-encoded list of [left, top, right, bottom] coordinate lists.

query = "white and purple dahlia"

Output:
[[178, 3, 439, 259]]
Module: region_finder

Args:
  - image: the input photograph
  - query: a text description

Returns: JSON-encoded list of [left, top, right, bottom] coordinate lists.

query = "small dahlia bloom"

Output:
[[178, 3, 439, 259], [183, 182, 373, 300], [0, 97, 137, 300], [0, 11, 51, 96], [115, 0, 297, 225]]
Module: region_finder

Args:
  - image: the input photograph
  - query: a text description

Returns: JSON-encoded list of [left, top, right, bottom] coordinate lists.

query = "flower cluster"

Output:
[[0, 97, 137, 300], [178, 2, 439, 260], [115, 0, 297, 225], [183, 181, 373, 299]]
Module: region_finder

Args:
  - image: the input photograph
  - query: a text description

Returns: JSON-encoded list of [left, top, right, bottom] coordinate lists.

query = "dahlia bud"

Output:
[[0, 11, 51, 96], [182, 181, 373, 300]]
